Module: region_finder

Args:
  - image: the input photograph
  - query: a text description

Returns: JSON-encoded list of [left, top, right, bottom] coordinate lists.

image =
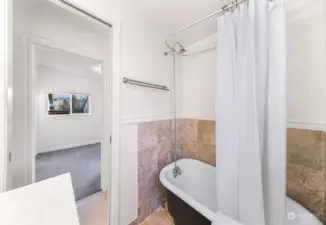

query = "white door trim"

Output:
[[41, 12, 121, 225], [0, 0, 13, 193], [107, 22, 121, 225]]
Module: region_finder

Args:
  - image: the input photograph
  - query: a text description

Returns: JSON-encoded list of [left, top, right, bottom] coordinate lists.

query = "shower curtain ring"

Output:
[[222, 5, 228, 13], [230, 2, 234, 12]]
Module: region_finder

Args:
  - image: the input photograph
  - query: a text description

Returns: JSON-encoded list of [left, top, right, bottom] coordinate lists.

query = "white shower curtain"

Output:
[[215, 1, 286, 225]]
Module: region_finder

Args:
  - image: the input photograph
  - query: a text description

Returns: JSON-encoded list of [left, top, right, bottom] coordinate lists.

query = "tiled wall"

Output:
[[136, 120, 183, 224], [135, 118, 326, 224], [135, 118, 214, 224], [180, 119, 326, 222], [286, 128, 325, 222], [183, 119, 216, 166]]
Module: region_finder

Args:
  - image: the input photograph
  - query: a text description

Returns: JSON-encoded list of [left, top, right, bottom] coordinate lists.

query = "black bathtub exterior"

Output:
[[166, 189, 211, 225]]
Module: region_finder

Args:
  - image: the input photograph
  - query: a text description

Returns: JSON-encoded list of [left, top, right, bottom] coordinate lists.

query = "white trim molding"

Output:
[[120, 115, 180, 124], [0, 0, 12, 193], [287, 120, 326, 131], [38, 140, 101, 154], [108, 21, 121, 225], [182, 116, 216, 121]]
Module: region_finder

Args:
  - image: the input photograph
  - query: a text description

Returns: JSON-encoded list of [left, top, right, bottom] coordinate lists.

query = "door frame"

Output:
[[24, 35, 110, 191], [0, 0, 13, 192], [1, 1, 121, 225]]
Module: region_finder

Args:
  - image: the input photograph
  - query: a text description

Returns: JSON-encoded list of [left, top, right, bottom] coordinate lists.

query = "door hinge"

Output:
[[8, 152, 11, 163], [110, 135, 112, 144]]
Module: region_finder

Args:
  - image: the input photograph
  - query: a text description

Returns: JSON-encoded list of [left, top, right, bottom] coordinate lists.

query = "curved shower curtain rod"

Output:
[[165, 0, 276, 52]]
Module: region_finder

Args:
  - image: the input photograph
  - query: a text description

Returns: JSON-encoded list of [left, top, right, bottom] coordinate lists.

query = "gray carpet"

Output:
[[36, 143, 101, 201]]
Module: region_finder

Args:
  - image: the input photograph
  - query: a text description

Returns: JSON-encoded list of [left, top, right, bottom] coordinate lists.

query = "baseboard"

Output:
[[38, 140, 101, 154], [287, 120, 326, 132]]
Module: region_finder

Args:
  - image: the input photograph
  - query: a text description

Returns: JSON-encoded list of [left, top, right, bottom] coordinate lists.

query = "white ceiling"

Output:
[[14, 0, 320, 47], [121, 0, 233, 45], [121, 0, 322, 45], [13, 0, 110, 38], [15, 0, 233, 45], [122, 0, 232, 30], [35, 46, 102, 77]]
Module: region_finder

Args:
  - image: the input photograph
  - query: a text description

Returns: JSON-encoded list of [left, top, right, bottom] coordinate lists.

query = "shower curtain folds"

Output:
[[214, 1, 286, 225]]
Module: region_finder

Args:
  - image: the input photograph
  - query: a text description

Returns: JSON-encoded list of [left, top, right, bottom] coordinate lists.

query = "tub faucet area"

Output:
[[172, 164, 182, 178]]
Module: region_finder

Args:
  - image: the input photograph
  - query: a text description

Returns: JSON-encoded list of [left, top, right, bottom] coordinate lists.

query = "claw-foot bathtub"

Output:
[[159, 159, 322, 225]]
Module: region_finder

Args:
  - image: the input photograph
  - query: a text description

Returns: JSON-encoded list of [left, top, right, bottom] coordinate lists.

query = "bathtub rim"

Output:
[[159, 159, 241, 224]]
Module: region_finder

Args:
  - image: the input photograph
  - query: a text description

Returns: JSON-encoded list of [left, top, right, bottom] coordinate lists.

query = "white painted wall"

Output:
[[12, 2, 110, 189], [180, 3, 326, 131], [37, 66, 102, 153], [286, 4, 326, 129], [181, 34, 217, 120], [120, 20, 172, 122]]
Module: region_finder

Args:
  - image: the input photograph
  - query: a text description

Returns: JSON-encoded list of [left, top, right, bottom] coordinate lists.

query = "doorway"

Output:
[[11, 0, 112, 224], [32, 45, 104, 201]]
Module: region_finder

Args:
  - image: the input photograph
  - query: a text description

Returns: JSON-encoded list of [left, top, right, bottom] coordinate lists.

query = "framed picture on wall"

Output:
[[48, 93, 91, 115], [48, 93, 71, 115], [72, 94, 90, 114]]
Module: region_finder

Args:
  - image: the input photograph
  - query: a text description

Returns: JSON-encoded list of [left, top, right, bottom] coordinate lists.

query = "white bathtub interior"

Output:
[[160, 159, 323, 225]]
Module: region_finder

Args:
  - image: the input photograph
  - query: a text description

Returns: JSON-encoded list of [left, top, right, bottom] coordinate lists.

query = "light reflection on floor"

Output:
[[77, 191, 108, 225]]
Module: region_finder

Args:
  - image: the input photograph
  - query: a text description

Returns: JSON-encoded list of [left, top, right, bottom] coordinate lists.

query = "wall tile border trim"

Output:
[[120, 115, 182, 125], [287, 120, 326, 132], [123, 118, 326, 131]]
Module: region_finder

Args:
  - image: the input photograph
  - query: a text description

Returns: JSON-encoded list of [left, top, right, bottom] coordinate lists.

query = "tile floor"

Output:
[[140, 208, 174, 225], [76, 192, 172, 225], [77, 191, 108, 225]]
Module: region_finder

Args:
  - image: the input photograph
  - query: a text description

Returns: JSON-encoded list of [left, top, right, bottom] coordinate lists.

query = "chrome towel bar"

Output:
[[122, 77, 170, 91]]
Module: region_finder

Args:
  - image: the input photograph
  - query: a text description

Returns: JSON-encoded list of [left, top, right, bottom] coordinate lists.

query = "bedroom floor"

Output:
[[36, 143, 101, 201]]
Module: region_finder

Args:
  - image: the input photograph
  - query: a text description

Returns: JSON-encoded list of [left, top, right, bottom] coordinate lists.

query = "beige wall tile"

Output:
[[183, 139, 197, 159], [182, 119, 198, 159], [323, 132, 326, 224], [323, 171, 326, 224], [171, 119, 184, 141], [197, 143, 216, 166], [287, 163, 323, 221], [287, 128, 323, 170], [197, 120, 215, 145], [181, 119, 217, 166], [157, 120, 172, 144], [138, 122, 158, 150], [183, 119, 198, 142]]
